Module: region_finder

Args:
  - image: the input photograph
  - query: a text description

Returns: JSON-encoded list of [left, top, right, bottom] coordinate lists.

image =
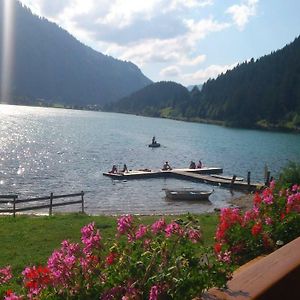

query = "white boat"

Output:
[[165, 189, 213, 201], [211, 174, 244, 181]]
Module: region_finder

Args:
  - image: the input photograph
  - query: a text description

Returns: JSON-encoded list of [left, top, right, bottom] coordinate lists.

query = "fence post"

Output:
[[81, 191, 84, 213], [13, 195, 17, 218], [49, 192, 53, 216]]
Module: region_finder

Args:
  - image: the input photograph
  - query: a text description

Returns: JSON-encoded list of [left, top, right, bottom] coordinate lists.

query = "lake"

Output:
[[0, 104, 300, 215]]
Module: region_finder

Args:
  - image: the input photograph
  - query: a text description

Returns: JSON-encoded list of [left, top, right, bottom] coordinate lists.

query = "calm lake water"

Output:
[[1, 104, 300, 215]]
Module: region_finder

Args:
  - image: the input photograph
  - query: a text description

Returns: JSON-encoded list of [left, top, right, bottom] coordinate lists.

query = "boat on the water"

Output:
[[148, 142, 160, 148], [165, 189, 213, 201], [149, 136, 160, 147]]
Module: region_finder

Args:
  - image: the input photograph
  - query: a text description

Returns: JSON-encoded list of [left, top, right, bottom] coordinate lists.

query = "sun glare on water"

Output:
[[1, 0, 15, 103]]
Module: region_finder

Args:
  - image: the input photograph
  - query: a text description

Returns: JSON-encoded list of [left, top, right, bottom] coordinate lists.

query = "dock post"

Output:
[[81, 191, 84, 213], [265, 171, 271, 186], [230, 175, 237, 188], [247, 172, 251, 185], [49, 192, 53, 216]]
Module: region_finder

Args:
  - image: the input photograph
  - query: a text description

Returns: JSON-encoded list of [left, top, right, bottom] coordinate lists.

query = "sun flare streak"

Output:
[[1, 0, 15, 103]]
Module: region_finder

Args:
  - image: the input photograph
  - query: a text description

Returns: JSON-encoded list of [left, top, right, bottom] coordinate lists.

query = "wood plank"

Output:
[[201, 237, 300, 300]]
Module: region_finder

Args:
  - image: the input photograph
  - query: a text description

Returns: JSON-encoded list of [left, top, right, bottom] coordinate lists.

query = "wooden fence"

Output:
[[0, 192, 84, 217]]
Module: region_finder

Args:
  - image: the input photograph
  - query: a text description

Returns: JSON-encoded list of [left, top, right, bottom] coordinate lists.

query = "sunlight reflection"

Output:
[[1, 0, 15, 103]]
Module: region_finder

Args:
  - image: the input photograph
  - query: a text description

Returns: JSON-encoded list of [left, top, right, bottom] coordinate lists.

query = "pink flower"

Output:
[[188, 229, 202, 243], [0, 266, 12, 285], [117, 215, 133, 234], [149, 285, 160, 300], [135, 224, 148, 239], [151, 218, 166, 234], [243, 210, 254, 224], [4, 291, 23, 300], [165, 222, 183, 237], [217, 251, 231, 263], [270, 180, 275, 190], [292, 184, 299, 192], [265, 217, 273, 225], [81, 223, 101, 254], [263, 194, 274, 205]]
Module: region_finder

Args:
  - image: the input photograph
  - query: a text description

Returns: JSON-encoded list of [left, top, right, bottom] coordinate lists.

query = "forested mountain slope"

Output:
[[109, 36, 300, 131], [0, 1, 151, 107]]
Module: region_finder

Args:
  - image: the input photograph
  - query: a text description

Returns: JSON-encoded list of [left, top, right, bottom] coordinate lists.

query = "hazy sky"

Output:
[[19, 0, 300, 86]]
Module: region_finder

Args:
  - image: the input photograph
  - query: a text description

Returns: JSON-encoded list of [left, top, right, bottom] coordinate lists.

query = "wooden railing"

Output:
[[199, 237, 300, 300], [0, 192, 84, 217]]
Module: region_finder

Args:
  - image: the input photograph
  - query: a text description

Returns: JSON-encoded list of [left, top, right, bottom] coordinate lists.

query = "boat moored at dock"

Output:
[[165, 189, 213, 201]]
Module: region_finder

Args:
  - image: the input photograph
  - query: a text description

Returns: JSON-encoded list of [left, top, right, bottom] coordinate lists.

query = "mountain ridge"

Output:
[[0, 1, 152, 107], [108, 35, 300, 131]]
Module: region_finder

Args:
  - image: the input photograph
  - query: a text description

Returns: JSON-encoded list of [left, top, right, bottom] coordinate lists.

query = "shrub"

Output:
[[278, 162, 300, 188], [214, 181, 300, 265], [0, 215, 231, 300]]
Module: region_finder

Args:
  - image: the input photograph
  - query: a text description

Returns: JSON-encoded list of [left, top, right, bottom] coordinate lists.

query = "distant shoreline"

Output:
[[1, 102, 299, 134]]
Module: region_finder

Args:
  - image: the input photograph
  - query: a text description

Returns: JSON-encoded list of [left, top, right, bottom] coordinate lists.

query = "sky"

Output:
[[18, 0, 300, 86]]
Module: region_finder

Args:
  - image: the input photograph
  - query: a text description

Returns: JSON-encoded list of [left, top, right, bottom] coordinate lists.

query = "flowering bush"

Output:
[[215, 181, 300, 265], [0, 215, 231, 299]]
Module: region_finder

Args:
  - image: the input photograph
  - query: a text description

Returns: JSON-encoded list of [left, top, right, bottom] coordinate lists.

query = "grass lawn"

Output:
[[0, 213, 218, 274]]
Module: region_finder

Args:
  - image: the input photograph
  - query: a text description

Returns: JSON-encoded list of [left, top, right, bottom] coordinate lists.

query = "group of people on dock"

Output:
[[189, 160, 202, 169], [109, 159, 202, 174]]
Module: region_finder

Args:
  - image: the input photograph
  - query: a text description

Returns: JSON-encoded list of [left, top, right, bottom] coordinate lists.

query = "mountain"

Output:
[[0, 1, 151, 107], [108, 36, 300, 131], [105, 81, 191, 118]]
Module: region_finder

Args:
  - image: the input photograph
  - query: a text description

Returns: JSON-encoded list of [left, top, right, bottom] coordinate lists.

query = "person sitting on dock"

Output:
[[196, 160, 202, 169], [189, 161, 196, 169], [121, 164, 128, 173], [162, 161, 172, 170], [110, 165, 118, 173]]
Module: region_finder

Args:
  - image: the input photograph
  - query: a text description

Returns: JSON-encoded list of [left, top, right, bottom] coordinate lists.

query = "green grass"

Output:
[[0, 213, 218, 274]]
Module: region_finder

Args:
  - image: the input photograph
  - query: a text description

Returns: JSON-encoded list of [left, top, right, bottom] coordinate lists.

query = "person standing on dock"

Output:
[[197, 160, 202, 168], [121, 164, 128, 173]]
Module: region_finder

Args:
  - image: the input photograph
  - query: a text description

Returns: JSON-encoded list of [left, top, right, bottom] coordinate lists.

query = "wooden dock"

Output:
[[103, 167, 264, 191], [103, 167, 223, 179], [170, 171, 264, 191]]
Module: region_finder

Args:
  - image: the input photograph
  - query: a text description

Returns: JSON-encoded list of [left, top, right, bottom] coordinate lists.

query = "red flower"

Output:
[[251, 223, 262, 236], [214, 243, 222, 253], [106, 252, 117, 265], [253, 192, 262, 206]]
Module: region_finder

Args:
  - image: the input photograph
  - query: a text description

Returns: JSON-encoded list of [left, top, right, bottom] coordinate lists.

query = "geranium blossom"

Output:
[[0, 266, 12, 285], [117, 215, 133, 234], [151, 218, 166, 234], [4, 290, 23, 300]]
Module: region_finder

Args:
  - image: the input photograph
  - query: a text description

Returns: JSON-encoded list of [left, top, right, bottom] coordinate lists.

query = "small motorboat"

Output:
[[165, 189, 213, 201], [148, 142, 160, 148]]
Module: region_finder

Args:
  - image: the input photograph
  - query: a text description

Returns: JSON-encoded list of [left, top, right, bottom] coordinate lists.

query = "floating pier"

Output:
[[103, 167, 222, 179], [103, 167, 264, 191], [171, 171, 264, 191]]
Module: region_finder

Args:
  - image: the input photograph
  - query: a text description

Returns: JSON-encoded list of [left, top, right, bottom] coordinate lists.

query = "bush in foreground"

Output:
[[215, 181, 300, 265], [0, 215, 231, 300]]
